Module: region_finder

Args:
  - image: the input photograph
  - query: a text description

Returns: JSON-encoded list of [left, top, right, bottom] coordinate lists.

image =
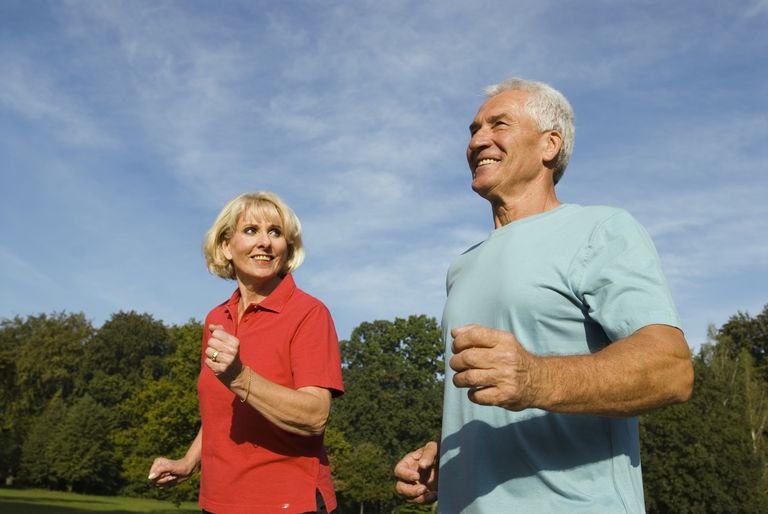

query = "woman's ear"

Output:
[[221, 239, 232, 261]]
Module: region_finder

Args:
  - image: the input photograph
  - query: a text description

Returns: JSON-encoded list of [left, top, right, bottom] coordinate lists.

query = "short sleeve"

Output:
[[290, 304, 345, 397], [573, 210, 682, 341]]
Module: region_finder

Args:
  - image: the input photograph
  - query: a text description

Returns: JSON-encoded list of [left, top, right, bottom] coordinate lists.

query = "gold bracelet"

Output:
[[240, 366, 251, 404]]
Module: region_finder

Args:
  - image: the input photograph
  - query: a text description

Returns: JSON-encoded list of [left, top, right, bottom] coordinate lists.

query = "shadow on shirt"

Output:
[[229, 398, 325, 460], [439, 413, 639, 511]]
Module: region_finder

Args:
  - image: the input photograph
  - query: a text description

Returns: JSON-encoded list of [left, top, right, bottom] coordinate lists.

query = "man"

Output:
[[394, 78, 693, 513]]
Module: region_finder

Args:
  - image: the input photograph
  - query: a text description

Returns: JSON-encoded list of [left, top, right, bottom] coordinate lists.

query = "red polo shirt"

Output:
[[197, 275, 344, 514]]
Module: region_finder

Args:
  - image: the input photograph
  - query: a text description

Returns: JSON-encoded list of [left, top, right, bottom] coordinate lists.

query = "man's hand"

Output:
[[394, 441, 439, 504], [450, 324, 540, 411]]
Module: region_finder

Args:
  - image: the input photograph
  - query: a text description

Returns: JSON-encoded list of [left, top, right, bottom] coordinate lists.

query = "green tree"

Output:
[[80, 311, 173, 407], [334, 442, 395, 514], [330, 315, 443, 512], [50, 394, 119, 494], [641, 340, 768, 513], [718, 305, 768, 378], [113, 320, 202, 501], [18, 393, 67, 489], [3, 312, 92, 411], [0, 312, 93, 484]]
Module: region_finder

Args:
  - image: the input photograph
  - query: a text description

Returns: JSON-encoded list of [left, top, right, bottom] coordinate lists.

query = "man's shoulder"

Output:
[[561, 204, 646, 235], [564, 203, 630, 221]]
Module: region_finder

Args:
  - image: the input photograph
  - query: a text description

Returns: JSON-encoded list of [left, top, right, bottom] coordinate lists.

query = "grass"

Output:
[[0, 488, 199, 514]]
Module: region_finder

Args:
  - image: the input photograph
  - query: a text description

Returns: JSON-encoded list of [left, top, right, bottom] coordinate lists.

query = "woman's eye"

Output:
[[244, 226, 257, 234], [268, 228, 282, 237]]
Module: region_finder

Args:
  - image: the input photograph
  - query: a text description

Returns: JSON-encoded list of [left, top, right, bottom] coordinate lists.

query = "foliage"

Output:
[[330, 315, 443, 513], [333, 315, 443, 457], [641, 341, 768, 513], [113, 321, 202, 502], [3, 312, 93, 410], [718, 304, 768, 376], [51, 395, 120, 494], [7, 306, 768, 513], [17, 393, 119, 494], [335, 442, 395, 514], [18, 393, 68, 489], [80, 311, 173, 407], [0, 312, 93, 484]]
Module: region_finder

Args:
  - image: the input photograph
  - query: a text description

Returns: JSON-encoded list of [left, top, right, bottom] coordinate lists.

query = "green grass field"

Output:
[[0, 488, 199, 514]]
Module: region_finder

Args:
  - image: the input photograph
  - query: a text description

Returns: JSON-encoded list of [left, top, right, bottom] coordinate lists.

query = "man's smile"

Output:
[[476, 158, 500, 167]]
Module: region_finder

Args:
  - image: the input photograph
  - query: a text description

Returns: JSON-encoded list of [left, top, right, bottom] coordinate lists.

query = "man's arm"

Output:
[[450, 323, 693, 416]]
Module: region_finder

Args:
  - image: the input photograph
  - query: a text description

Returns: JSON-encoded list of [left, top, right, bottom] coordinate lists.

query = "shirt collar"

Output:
[[225, 274, 296, 316]]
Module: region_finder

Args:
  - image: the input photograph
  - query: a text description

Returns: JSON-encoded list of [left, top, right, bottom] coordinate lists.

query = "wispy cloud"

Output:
[[1, 0, 765, 350], [0, 56, 118, 148]]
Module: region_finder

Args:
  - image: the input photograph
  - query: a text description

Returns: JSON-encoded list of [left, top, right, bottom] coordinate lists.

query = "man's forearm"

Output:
[[531, 324, 693, 416]]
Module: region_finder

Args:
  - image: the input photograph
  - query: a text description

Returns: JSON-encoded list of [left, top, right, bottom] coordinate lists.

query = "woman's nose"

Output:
[[254, 230, 271, 247]]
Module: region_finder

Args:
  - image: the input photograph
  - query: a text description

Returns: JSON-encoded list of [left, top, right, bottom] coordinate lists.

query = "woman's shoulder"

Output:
[[291, 284, 332, 314]]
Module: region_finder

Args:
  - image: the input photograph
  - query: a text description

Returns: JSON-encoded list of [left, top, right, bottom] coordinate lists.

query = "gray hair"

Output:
[[485, 78, 575, 184]]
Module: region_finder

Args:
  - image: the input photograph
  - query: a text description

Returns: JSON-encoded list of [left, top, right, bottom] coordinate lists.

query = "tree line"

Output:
[[1, 307, 767, 513]]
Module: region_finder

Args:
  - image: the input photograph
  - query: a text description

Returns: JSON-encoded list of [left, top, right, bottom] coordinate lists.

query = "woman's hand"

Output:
[[147, 456, 197, 488], [205, 324, 244, 386]]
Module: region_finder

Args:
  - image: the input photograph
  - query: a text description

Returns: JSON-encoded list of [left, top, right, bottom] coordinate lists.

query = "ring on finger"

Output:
[[212, 350, 219, 362]]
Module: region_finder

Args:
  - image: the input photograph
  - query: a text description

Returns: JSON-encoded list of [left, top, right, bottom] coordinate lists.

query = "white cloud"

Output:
[[0, 57, 118, 148], [2, 0, 766, 345]]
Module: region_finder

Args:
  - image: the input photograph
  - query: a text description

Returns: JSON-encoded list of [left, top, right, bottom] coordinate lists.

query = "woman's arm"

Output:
[[232, 371, 331, 436], [148, 427, 202, 487], [205, 325, 332, 436]]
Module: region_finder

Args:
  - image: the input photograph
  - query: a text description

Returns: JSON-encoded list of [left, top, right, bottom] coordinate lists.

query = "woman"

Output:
[[149, 192, 344, 514]]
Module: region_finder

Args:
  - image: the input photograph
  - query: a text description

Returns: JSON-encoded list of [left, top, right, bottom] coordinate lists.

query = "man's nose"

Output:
[[468, 126, 490, 151]]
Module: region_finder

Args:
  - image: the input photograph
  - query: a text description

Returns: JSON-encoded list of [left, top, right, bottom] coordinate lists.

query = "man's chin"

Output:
[[470, 180, 492, 199]]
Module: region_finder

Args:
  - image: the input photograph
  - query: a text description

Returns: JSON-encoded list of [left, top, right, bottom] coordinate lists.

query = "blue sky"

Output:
[[1, 0, 767, 349]]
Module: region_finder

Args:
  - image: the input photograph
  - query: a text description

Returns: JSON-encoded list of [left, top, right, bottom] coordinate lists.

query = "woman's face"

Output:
[[222, 208, 289, 289]]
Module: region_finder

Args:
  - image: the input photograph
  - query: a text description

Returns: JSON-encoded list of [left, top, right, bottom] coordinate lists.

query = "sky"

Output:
[[1, 0, 767, 350]]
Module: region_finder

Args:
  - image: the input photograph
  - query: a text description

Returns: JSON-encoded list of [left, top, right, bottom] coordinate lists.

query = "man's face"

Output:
[[466, 91, 551, 201]]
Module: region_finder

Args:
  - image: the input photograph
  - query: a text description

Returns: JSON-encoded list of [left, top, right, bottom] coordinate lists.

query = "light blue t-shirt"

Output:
[[439, 204, 681, 513]]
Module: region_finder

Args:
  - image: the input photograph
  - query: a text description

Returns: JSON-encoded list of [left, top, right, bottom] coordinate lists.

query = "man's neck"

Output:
[[490, 189, 561, 228]]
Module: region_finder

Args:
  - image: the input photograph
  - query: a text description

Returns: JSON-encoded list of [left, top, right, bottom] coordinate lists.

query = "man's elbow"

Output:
[[672, 358, 694, 404]]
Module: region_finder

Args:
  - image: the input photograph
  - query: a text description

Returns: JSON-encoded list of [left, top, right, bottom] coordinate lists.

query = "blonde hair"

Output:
[[203, 192, 305, 279]]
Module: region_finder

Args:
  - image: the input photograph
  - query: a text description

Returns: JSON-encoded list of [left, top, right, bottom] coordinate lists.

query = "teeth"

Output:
[[252, 255, 272, 261], [477, 158, 499, 166]]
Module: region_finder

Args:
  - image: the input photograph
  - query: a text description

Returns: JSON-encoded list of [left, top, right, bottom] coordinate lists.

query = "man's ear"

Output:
[[542, 130, 563, 164]]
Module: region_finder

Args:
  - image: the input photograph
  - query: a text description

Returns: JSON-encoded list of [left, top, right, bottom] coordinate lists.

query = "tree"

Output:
[[18, 393, 67, 489], [50, 395, 119, 494], [334, 442, 395, 514], [3, 312, 93, 412], [718, 304, 768, 378], [112, 320, 202, 501], [330, 315, 443, 512], [80, 311, 173, 407], [0, 312, 93, 484], [641, 341, 768, 513]]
